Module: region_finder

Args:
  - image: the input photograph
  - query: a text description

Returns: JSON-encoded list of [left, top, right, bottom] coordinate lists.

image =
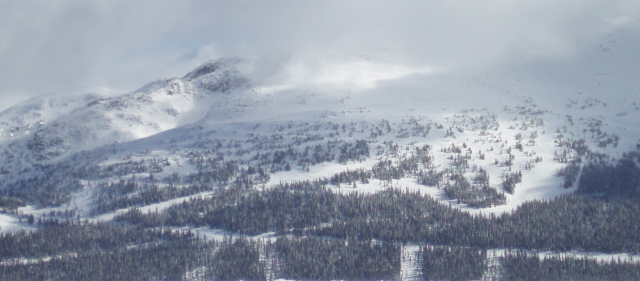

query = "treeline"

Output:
[[247, 139, 370, 173], [0, 238, 215, 281], [0, 157, 166, 208], [91, 177, 217, 215], [1, 176, 81, 207], [328, 168, 371, 186], [0, 233, 270, 281], [70, 158, 166, 180], [116, 183, 640, 253], [0, 220, 192, 259], [374, 142, 507, 207], [5, 125, 509, 211], [0, 219, 265, 281], [443, 169, 506, 208], [0, 196, 26, 212], [91, 157, 270, 215], [0, 217, 409, 281], [419, 246, 486, 281], [557, 160, 581, 188], [318, 192, 640, 253], [503, 252, 640, 281], [211, 236, 265, 281], [579, 151, 640, 199], [274, 237, 400, 280], [0, 219, 215, 281], [91, 139, 371, 215], [115, 180, 337, 235]]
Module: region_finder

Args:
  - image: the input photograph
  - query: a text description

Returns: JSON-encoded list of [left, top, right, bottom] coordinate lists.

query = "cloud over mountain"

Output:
[[0, 0, 639, 110]]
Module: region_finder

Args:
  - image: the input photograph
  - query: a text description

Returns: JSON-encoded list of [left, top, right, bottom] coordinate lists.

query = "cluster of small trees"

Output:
[[443, 170, 506, 208], [1, 175, 81, 207], [247, 139, 371, 173], [70, 158, 166, 180], [502, 170, 523, 194], [371, 142, 507, 207], [557, 159, 581, 188], [0, 156, 171, 208], [91, 176, 217, 215], [395, 117, 432, 138], [328, 168, 371, 186], [417, 169, 445, 187]]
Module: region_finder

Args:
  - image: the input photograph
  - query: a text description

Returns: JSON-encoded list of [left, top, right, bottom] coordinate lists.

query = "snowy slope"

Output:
[[0, 24, 638, 225], [0, 87, 122, 142], [0, 58, 249, 173]]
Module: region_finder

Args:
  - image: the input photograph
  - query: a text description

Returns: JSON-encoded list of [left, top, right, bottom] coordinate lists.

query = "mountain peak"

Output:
[[182, 57, 244, 81], [181, 57, 249, 94]]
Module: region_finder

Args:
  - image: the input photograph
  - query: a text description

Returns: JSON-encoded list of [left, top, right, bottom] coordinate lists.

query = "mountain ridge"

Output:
[[0, 58, 250, 173]]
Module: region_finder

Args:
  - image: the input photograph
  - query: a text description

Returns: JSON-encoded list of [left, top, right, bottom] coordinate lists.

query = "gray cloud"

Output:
[[0, 0, 639, 110]]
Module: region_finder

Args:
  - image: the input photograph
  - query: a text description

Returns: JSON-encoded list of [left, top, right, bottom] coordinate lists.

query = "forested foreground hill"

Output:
[[0, 192, 639, 280], [0, 139, 639, 280], [0, 159, 639, 281]]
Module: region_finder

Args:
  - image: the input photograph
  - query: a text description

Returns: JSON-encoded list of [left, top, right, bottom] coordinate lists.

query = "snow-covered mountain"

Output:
[[0, 22, 639, 281], [0, 87, 119, 141], [0, 26, 638, 225], [0, 58, 249, 173]]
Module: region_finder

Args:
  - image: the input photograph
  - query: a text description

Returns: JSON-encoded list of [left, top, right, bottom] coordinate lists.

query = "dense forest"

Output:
[[419, 246, 487, 281], [502, 252, 640, 281], [578, 151, 640, 199], [273, 237, 401, 280], [0, 220, 402, 280], [116, 182, 640, 254], [2, 219, 639, 280]]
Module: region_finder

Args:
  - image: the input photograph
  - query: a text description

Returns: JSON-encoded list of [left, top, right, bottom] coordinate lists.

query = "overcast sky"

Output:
[[1, 0, 639, 110]]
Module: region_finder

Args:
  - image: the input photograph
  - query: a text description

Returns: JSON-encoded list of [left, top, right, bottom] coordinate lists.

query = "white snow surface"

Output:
[[0, 213, 37, 234]]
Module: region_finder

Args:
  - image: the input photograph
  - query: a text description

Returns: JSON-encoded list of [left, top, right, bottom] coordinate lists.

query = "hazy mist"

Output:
[[1, 0, 639, 110]]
